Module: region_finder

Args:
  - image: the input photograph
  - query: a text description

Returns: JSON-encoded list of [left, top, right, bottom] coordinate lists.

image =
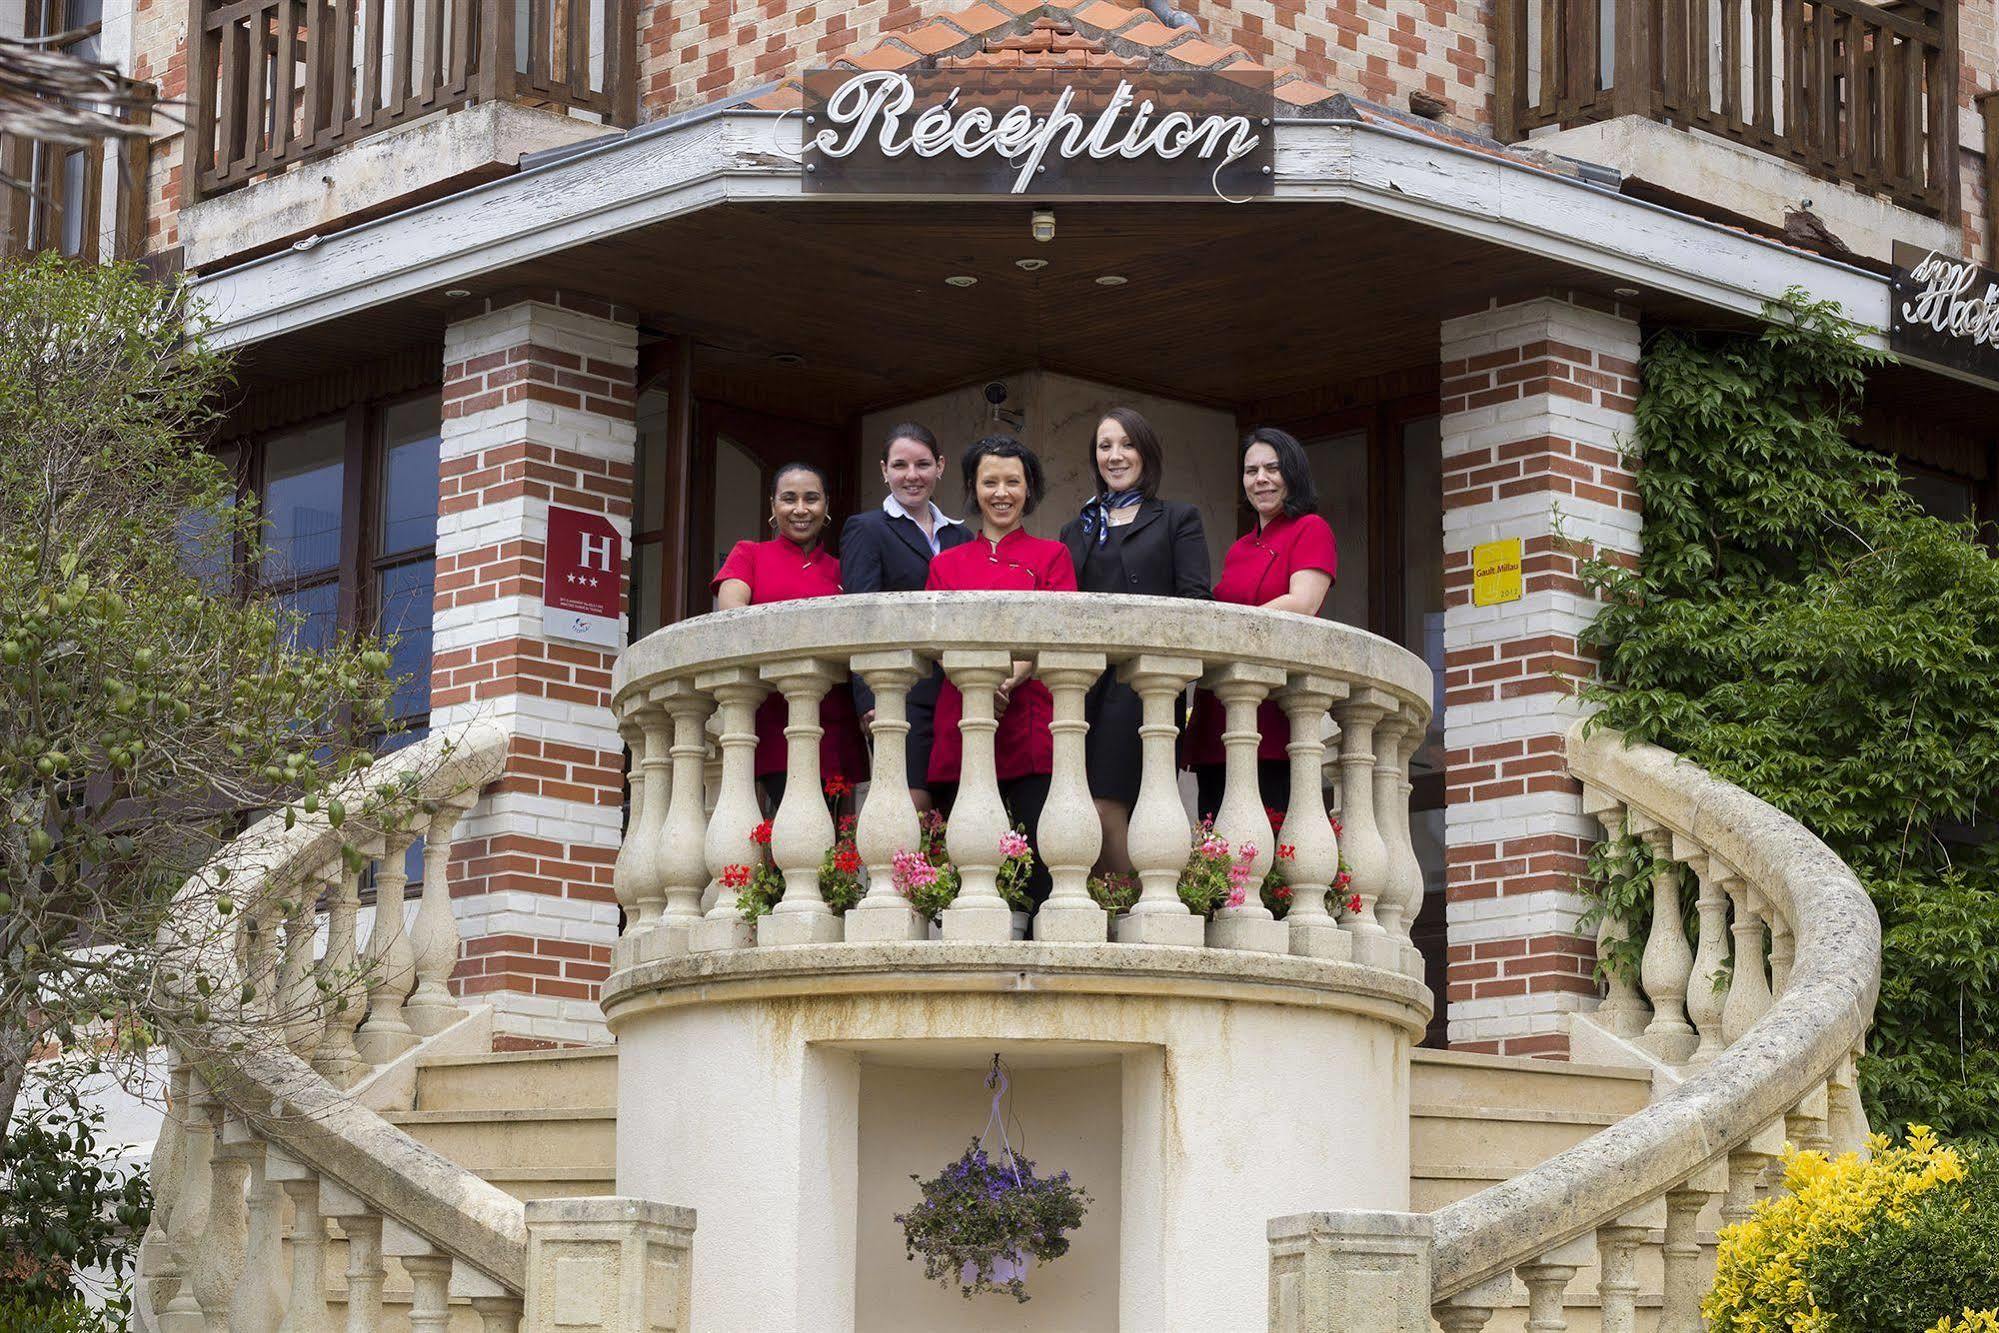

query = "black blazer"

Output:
[[1059, 497, 1213, 600], [840, 504, 972, 713]]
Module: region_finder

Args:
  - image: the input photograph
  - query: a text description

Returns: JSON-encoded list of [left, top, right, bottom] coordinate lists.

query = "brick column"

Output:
[[430, 294, 639, 1046], [1438, 295, 1642, 1057]]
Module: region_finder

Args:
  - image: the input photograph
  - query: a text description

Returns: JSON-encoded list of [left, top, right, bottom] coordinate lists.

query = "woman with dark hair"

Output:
[[925, 435, 1075, 907], [1057, 406, 1210, 874], [1184, 427, 1337, 822], [712, 461, 866, 810], [838, 422, 971, 809]]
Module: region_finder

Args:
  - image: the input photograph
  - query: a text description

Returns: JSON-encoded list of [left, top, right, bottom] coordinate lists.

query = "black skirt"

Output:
[[1083, 670, 1145, 806]]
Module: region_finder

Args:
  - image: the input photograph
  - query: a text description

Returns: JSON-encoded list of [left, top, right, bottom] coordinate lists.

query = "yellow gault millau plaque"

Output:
[[1472, 538, 1523, 607]]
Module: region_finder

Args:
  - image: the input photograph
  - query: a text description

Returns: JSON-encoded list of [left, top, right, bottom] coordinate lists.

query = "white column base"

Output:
[[354, 1028, 419, 1065], [689, 916, 756, 953], [1207, 916, 1290, 954], [1287, 921, 1353, 961], [1116, 913, 1206, 947], [844, 902, 928, 942], [1350, 932, 1402, 972], [758, 910, 844, 947], [1401, 945, 1426, 981], [940, 902, 1013, 942], [1033, 904, 1110, 943]]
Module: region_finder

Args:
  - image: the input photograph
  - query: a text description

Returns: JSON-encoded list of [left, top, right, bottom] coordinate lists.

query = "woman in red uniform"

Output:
[[926, 435, 1076, 906], [1184, 427, 1337, 822], [712, 461, 866, 811]]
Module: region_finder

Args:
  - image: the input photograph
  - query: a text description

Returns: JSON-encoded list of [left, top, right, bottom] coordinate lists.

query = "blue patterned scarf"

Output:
[[1080, 489, 1144, 547]]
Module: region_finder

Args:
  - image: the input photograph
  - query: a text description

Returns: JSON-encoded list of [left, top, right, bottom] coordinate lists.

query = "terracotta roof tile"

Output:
[[1164, 37, 1231, 67], [1111, 18, 1187, 46], [986, 0, 1044, 14], [901, 21, 974, 53], [851, 44, 920, 70], [1273, 77, 1336, 106], [1071, 0, 1144, 31], [948, 1, 1015, 34], [745, 85, 805, 110]]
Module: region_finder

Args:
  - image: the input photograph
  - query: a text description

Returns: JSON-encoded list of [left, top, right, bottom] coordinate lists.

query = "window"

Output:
[[7, 0, 109, 260], [236, 392, 443, 732]]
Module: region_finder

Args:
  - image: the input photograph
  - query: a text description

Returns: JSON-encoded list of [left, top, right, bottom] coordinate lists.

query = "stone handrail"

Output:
[[137, 721, 529, 1330], [609, 591, 1435, 973], [1272, 719, 1881, 1330]]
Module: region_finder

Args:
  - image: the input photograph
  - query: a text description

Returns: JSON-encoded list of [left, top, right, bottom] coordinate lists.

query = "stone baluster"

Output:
[[226, 1123, 287, 1331], [1595, 1221, 1649, 1333], [1633, 824, 1696, 1062], [405, 799, 472, 1037], [1370, 712, 1417, 961], [1587, 802, 1648, 1037], [1033, 650, 1110, 943], [940, 650, 1017, 942], [319, 1182, 384, 1333], [1276, 677, 1349, 960], [138, 1061, 187, 1319], [1114, 654, 1205, 947], [191, 1103, 251, 1329], [1769, 912, 1795, 997], [1681, 844, 1731, 1066], [1388, 709, 1429, 977], [1206, 661, 1288, 953], [691, 667, 765, 952], [385, 1221, 454, 1333], [243, 892, 286, 1022], [314, 838, 377, 1086], [1722, 1121, 1786, 1224], [280, 864, 331, 1061], [1788, 1081, 1834, 1161], [356, 826, 421, 1065], [1662, 1167, 1722, 1331], [610, 717, 654, 933], [1517, 1232, 1591, 1332], [847, 651, 930, 942], [654, 680, 716, 952], [471, 1296, 526, 1333], [758, 657, 846, 945], [1433, 1274, 1512, 1332], [1720, 876, 1772, 1045], [266, 1149, 332, 1333], [1332, 689, 1394, 968], [1827, 1049, 1870, 1153], [631, 698, 675, 930], [156, 1066, 212, 1333]]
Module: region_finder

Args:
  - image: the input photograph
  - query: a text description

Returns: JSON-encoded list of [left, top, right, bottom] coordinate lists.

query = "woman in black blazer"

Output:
[[1058, 407, 1211, 874], [839, 422, 971, 811]]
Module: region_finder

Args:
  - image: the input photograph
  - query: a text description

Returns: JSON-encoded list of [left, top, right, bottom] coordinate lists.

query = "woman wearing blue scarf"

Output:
[[1058, 407, 1211, 876]]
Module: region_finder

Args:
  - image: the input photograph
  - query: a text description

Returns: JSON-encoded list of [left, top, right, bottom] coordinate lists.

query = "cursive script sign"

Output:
[[799, 68, 1274, 199], [1890, 241, 1999, 384]]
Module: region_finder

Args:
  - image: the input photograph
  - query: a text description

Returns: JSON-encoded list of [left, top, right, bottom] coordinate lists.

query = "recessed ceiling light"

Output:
[[1016, 258, 1049, 272], [771, 352, 805, 367], [945, 275, 978, 287], [443, 288, 472, 298], [1613, 286, 1640, 298], [1095, 275, 1128, 287]]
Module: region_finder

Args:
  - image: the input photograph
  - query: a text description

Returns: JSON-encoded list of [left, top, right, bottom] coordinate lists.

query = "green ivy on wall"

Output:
[[1579, 290, 1999, 1142]]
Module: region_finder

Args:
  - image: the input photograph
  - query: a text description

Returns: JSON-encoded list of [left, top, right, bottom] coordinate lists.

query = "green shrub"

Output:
[[1802, 1150, 1999, 1332]]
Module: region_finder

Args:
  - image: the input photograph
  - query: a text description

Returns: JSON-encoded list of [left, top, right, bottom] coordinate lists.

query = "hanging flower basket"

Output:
[[895, 1063, 1090, 1302]]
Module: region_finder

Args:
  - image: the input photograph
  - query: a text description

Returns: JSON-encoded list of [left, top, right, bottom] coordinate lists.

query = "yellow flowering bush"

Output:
[[1703, 1126, 1968, 1332], [1927, 1313, 1999, 1333]]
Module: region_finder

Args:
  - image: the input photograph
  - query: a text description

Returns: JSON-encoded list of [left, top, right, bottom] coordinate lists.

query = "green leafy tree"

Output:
[[0, 253, 412, 1146], [1581, 291, 1999, 1140]]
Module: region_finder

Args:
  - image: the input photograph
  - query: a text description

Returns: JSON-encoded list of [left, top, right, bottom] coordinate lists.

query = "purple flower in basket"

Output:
[[895, 1140, 1091, 1303]]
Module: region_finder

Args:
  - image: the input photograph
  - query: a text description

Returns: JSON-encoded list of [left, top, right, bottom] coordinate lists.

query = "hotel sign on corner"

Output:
[[799, 68, 1275, 199], [1472, 538, 1523, 607], [1890, 242, 1999, 386], [544, 506, 623, 649]]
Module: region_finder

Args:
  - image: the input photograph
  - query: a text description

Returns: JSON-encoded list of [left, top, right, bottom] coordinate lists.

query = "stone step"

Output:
[[1410, 1048, 1654, 1118], [380, 1106, 617, 1172], [472, 1164, 617, 1202], [1409, 1103, 1628, 1174], [414, 1045, 617, 1113]]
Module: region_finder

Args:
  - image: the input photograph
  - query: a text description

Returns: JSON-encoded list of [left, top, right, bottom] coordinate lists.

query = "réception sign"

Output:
[[799, 68, 1274, 199], [544, 506, 623, 649], [1890, 242, 1999, 385]]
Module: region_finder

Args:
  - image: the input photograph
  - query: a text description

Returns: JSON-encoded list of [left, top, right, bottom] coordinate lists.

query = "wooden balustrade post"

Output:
[[1207, 661, 1289, 954], [1634, 826, 1696, 1062], [1517, 1232, 1592, 1332], [611, 716, 651, 932], [847, 651, 930, 943], [314, 839, 376, 1085], [653, 679, 715, 953], [690, 667, 765, 953], [1720, 876, 1772, 1044], [1032, 650, 1110, 943], [474, 0, 517, 103], [1610, 0, 1658, 116], [1332, 689, 1395, 969], [1680, 843, 1730, 1065], [404, 799, 473, 1036], [356, 828, 422, 1064], [757, 658, 845, 946], [1276, 677, 1349, 961], [632, 698, 674, 930], [940, 650, 1018, 943], [1588, 802, 1650, 1037], [1114, 654, 1205, 947]]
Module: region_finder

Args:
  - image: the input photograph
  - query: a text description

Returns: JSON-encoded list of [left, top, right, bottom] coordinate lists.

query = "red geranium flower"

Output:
[[750, 820, 773, 846], [1346, 893, 1363, 914], [720, 864, 752, 889], [824, 775, 853, 798], [834, 845, 862, 875], [1276, 844, 1296, 861]]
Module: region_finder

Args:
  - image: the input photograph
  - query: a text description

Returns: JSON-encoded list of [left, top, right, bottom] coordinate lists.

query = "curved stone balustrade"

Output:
[[608, 591, 1436, 972], [1269, 720, 1882, 1331]]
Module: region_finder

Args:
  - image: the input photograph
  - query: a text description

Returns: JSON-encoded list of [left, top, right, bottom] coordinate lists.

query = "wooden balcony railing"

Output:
[[186, 0, 636, 201], [1, 90, 153, 263], [1496, 0, 1958, 217]]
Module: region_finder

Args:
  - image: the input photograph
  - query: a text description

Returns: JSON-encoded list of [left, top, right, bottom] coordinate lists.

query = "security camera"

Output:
[[983, 382, 1008, 406]]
